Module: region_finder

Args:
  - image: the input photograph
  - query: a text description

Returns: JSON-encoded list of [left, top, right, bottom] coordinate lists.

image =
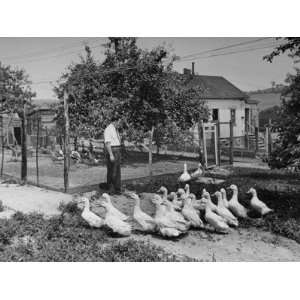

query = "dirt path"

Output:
[[0, 184, 72, 216], [122, 227, 300, 261], [107, 193, 300, 262]]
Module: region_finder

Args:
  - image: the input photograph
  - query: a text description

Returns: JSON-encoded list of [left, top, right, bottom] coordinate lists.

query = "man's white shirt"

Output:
[[104, 123, 121, 146]]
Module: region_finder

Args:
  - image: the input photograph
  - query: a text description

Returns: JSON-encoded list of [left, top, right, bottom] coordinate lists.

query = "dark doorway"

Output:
[[14, 127, 21, 145], [212, 109, 219, 121], [245, 108, 250, 133]]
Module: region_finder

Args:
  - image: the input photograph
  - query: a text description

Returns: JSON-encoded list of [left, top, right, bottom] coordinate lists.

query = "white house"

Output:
[[183, 71, 259, 148]]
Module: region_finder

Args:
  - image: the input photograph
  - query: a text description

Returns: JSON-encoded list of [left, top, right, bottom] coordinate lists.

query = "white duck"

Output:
[[177, 188, 187, 200], [178, 163, 191, 183], [247, 187, 273, 216], [162, 197, 188, 225], [227, 185, 248, 218], [184, 184, 190, 197], [202, 190, 218, 212], [203, 197, 230, 233], [191, 163, 204, 178], [220, 188, 229, 208], [100, 197, 131, 236], [78, 196, 104, 228], [181, 196, 204, 228], [168, 192, 183, 210], [152, 195, 189, 233], [129, 192, 157, 232], [102, 193, 129, 221], [157, 186, 168, 200], [214, 191, 239, 227]]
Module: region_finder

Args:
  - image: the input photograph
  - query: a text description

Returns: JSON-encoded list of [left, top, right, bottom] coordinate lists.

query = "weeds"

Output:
[[0, 212, 185, 262]]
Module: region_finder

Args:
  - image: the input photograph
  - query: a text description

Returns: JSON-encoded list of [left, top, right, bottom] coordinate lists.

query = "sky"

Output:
[[0, 37, 296, 100]]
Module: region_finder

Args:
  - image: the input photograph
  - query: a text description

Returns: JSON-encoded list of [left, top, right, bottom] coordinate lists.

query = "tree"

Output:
[[264, 38, 300, 62], [263, 38, 300, 169], [0, 62, 35, 182], [54, 38, 208, 175], [268, 69, 300, 169]]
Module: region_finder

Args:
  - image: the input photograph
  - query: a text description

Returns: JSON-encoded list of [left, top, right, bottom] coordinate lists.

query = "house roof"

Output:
[[185, 75, 247, 100]]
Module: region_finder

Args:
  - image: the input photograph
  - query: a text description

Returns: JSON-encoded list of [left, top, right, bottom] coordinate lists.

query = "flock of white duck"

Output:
[[76, 181, 273, 238]]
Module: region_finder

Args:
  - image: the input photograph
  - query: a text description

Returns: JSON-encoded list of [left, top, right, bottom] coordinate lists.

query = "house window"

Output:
[[230, 109, 236, 125], [212, 109, 219, 121]]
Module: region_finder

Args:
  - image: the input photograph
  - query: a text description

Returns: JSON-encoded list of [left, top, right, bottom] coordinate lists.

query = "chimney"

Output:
[[183, 68, 191, 75], [192, 62, 195, 75]]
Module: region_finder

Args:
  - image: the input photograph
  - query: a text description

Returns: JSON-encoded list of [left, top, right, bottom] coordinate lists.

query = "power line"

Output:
[[177, 42, 282, 62], [178, 37, 273, 60], [1, 38, 102, 62], [3, 40, 105, 66]]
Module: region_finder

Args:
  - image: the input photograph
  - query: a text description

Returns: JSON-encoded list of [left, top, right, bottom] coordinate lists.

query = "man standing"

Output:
[[103, 118, 122, 194]]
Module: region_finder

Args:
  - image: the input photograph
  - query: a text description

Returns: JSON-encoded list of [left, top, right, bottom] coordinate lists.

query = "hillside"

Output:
[[249, 92, 282, 110]]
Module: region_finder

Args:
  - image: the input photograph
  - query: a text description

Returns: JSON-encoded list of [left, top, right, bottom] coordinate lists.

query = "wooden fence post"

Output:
[[197, 121, 203, 164], [1, 112, 4, 176], [148, 126, 154, 179], [255, 127, 259, 153], [36, 114, 40, 186], [21, 101, 27, 184], [265, 126, 269, 158], [229, 120, 234, 165], [63, 92, 70, 193], [216, 121, 221, 166], [202, 121, 208, 168]]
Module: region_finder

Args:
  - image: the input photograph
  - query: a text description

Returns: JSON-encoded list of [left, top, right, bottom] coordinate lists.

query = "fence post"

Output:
[[216, 121, 221, 166], [255, 127, 259, 153], [201, 121, 208, 168], [265, 126, 269, 158], [21, 101, 27, 184], [197, 121, 203, 164], [1, 112, 4, 176], [229, 120, 234, 165], [148, 126, 154, 179], [63, 91, 70, 193], [36, 115, 40, 186]]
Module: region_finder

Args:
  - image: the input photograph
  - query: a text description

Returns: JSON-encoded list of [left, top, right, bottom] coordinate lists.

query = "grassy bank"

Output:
[[0, 212, 188, 262]]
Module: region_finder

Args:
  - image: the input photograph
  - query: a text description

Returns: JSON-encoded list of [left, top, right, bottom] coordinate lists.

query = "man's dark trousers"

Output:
[[106, 146, 121, 193]]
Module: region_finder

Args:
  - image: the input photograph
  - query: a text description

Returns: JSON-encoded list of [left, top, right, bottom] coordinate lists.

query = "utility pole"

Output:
[[63, 91, 70, 192]]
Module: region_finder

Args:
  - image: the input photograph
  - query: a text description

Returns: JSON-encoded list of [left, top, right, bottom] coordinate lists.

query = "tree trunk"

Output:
[[21, 103, 27, 183], [1, 111, 4, 176], [63, 92, 70, 193], [148, 126, 155, 179]]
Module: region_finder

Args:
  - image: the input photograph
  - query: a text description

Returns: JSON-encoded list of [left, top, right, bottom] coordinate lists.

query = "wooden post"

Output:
[[1, 111, 4, 176], [36, 114, 40, 186], [265, 126, 269, 157], [148, 126, 154, 179], [216, 121, 221, 166], [21, 101, 27, 184], [202, 121, 208, 168], [268, 119, 272, 156], [229, 120, 234, 165], [63, 92, 70, 193], [255, 127, 259, 153], [197, 121, 203, 164]]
